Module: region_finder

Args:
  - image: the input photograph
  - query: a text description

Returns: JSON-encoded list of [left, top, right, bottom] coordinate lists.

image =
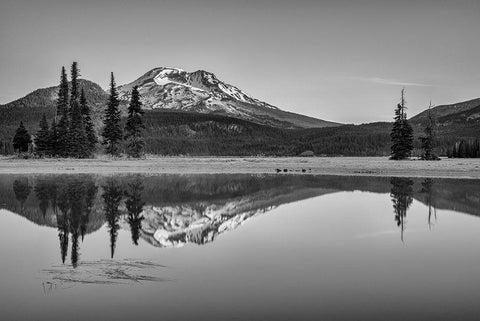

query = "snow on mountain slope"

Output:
[[117, 67, 339, 128]]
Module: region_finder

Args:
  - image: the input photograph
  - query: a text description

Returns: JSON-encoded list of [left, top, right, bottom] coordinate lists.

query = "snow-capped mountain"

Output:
[[117, 67, 338, 128]]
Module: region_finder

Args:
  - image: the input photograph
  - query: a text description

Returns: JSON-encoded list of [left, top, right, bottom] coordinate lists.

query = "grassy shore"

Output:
[[0, 156, 479, 178]]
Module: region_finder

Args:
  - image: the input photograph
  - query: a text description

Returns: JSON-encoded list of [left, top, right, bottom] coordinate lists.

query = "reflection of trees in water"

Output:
[[419, 178, 437, 229], [125, 179, 145, 246], [102, 180, 123, 259], [82, 183, 97, 241], [19, 177, 97, 267], [13, 178, 31, 209], [34, 179, 50, 218], [67, 182, 85, 268], [390, 177, 414, 242]]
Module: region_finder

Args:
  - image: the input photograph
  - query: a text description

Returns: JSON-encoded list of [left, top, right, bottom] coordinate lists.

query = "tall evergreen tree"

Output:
[[56, 66, 69, 117], [34, 114, 51, 156], [56, 67, 70, 157], [66, 62, 89, 158], [419, 102, 438, 160], [124, 86, 145, 158], [102, 73, 123, 156], [12, 121, 32, 153], [390, 89, 413, 160], [80, 88, 97, 155], [70, 62, 80, 106]]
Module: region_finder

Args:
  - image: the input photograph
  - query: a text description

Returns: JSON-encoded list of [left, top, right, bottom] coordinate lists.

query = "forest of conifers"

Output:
[[1, 106, 479, 157]]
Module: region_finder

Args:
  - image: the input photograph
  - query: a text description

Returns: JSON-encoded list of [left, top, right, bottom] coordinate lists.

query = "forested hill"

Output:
[[410, 98, 480, 124], [142, 109, 480, 156]]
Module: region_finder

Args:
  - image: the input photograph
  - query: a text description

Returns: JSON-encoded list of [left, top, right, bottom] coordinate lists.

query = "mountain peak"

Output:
[[118, 67, 338, 128]]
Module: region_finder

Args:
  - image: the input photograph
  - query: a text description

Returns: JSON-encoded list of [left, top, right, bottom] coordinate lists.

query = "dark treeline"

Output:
[[447, 139, 480, 158], [142, 111, 392, 156]]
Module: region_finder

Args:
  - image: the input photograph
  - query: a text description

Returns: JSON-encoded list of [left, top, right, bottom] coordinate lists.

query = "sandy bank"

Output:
[[0, 157, 479, 179]]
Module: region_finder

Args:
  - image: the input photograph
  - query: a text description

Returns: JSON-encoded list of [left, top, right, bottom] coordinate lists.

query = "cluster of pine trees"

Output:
[[33, 62, 97, 158], [10, 62, 145, 158], [390, 89, 437, 160], [101, 74, 145, 157], [446, 139, 480, 158]]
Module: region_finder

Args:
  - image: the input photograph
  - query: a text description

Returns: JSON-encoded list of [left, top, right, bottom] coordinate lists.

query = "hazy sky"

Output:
[[1, 0, 479, 124]]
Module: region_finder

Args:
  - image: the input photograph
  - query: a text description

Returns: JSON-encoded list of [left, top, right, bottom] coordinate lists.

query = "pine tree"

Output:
[[80, 88, 97, 155], [124, 86, 145, 158], [56, 67, 70, 157], [12, 121, 32, 153], [34, 114, 51, 156], [419, 102, 438, 160], [56, 66, 69, 117], [70, 62, 80, 107], [390, 89, 413, 160], [66, 62, 88, 158], [102, 73, 123, 156]]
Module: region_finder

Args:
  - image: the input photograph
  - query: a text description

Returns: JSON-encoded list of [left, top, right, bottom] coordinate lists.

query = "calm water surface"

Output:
[[0, 174, 479, 321]]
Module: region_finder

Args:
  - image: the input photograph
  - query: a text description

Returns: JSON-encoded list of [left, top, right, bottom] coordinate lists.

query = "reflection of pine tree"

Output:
[[390, 177, 414, 242], [34, 179, 50, 219], [420, 179, 437, 229], [57, 187, 70, 264], [67, 180, 85, 268], [82, 180, 97, 241], [125, 179, 145, 245], [13, 178, 31, 210], [102, 180, 123, 258]]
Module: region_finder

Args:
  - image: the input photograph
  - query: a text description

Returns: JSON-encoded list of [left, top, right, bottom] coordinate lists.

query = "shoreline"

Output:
[[0, 156, 479, 179]]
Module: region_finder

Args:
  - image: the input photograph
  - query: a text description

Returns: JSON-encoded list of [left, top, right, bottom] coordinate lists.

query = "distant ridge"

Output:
[[410, 98, 480, 124]]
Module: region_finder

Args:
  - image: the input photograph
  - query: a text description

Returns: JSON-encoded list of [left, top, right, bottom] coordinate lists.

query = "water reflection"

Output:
[[13, 178, 31, 209], [1, 174, 480, 266], [419, 178, 437, 229], [124, 179, 145, 246], [390, 177, 414, 242], [102, 180, 123, 259]]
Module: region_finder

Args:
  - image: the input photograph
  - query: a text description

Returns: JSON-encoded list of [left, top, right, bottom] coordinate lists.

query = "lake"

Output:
[[0, 173, 479, 320]]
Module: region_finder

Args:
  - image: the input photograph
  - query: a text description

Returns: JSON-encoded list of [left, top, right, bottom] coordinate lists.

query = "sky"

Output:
[[0, 0, 479, 124]]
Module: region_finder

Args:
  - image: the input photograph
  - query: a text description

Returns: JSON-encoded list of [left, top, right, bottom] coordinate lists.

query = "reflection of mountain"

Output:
[[122, 175, 340, 247], [1, 174, 480, 250]]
